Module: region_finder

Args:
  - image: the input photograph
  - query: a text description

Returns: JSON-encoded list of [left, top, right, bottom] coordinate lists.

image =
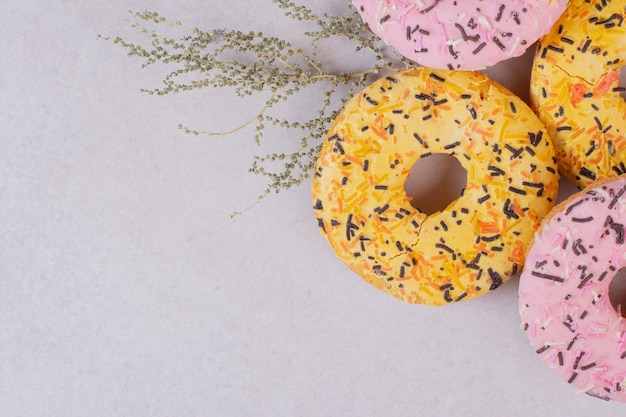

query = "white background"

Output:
[[2, 0, 624, 416]]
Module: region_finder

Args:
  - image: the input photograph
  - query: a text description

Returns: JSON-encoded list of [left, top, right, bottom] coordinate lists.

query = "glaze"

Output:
[[520, 175, 626, 401], [312, 68, 559, 305], [530, 0, 626, 188], [353, 0, 569, 70]]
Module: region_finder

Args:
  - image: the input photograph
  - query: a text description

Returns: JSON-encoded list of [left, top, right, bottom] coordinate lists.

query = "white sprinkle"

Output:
[[477, 16, 492, 30], [508, 37, 522, 57]]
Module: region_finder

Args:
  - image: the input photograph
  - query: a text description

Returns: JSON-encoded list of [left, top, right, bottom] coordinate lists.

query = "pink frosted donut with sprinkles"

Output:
[[352, 0, 569, 70], [519, 174, 626, 402]]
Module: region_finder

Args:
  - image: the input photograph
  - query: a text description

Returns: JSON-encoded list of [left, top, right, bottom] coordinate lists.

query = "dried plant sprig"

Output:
[[102, 0, 407, 212]]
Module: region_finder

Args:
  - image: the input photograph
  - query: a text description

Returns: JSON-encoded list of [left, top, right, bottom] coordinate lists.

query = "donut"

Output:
[[519, 174, 626, 402], [311, 68, 559, 306], [352, 0, 569, 70], [530, 0, 626, 189]]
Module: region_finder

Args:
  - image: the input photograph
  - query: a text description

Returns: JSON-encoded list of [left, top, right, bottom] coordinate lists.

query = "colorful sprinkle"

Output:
[[353, 0, 568, 70]]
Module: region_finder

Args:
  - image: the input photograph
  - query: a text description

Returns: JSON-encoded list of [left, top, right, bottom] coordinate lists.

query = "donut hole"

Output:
[[609, 267, 626, 317], [404, 153, 468, 215]]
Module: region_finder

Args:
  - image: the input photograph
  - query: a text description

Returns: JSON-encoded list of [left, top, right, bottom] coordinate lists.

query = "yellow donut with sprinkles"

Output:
[[312, 68, 559, 306], [530, 0, 626, 188]]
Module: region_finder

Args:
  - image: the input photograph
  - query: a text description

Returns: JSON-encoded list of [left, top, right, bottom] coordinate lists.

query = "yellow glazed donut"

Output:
[[312, 68, 559, 306], [530, 0, 626, 188]]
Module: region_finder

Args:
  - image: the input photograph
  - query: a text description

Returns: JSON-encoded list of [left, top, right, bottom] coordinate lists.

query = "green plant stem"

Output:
[[102, 1, 407, 212]]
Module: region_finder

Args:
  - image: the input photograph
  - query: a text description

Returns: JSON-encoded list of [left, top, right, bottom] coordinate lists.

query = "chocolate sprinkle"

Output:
[[531, 271, 565, 282]]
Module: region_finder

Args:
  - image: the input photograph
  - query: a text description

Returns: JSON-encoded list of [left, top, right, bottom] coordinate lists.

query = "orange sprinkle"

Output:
[[336, 197, 343, 213], [509, 159, 521, 169], [570, 83, 587, 105], [508, 240, 525, 263], [588, 151, 603, 165], [466, 138, 477, 152], [344, 155, 362, 166], [545, 55, 558, 65], [370, 126, 388, 140], [594, 70, 620, 97], [478, 221, 500, 234], [513, 201, 525, 218], [474, 127, 494, 138]]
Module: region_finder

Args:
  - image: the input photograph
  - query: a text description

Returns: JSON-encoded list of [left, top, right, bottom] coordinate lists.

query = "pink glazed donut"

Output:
[[353, 0, 569, 70], [519, 174, 626, 402]]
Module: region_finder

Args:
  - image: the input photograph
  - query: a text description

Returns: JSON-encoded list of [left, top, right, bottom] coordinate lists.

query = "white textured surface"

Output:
[[1, 1, 623, 416]]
